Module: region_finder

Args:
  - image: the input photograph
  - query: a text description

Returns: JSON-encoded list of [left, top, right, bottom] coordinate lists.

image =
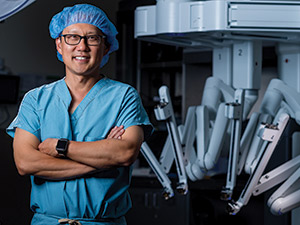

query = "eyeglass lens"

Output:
[[63, 34, 103, 46]]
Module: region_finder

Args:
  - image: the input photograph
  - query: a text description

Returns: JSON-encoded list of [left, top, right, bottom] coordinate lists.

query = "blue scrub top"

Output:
[[7, 77, 153, 221]]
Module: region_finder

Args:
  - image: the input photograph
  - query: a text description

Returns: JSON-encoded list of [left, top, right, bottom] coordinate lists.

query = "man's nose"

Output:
[[77, 37, 90, 50]]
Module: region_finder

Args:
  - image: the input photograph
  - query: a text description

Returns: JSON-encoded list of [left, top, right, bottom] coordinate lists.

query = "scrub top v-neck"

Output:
[[65, 78, 108, 125]]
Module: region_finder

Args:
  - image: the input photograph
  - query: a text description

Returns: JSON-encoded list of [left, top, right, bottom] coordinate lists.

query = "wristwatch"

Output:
[[56, 138, 69, 156]]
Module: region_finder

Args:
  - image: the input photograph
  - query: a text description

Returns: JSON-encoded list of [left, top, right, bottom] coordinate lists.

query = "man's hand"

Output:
[[38, 138, 59, 157], [107, 125, 125, 139], [39, 126, 125, 157]]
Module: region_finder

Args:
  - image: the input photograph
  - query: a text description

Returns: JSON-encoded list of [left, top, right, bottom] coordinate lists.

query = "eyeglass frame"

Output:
[[60, 34, 107, 46]]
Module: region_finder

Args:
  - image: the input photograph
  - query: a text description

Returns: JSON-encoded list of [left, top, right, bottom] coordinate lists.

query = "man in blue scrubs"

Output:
[[7, 4, 152, 225]]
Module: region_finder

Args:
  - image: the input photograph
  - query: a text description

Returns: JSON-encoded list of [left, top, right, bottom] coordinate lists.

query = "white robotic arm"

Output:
[[228, 78, 300, 215], [140, 142, 175, 199], [254, 155, 300, 215], [0, 0, 35, 22], [260, 79, 300, 123], [244, 79, 300, 175], [221, 89, 245, 200], [198, 77, 234, 171], [141, 79, 236, 196], [139, 85, 188, 199], [139, 41, 261, 197], [197, 77, 234, 171], [227, 111, 290, 215], [154, 85, 189, 194]]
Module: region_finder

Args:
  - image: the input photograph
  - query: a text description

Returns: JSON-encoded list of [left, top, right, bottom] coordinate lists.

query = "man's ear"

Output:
[[55, 38, 62, 55], [104, 44, 110, 56]]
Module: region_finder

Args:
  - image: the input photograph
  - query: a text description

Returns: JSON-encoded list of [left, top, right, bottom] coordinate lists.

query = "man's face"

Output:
[[56, 23, 109, 77]]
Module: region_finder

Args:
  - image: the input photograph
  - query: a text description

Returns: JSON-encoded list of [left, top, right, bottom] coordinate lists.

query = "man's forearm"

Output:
[[67, 126, 144, 169], [13, 128, 96, 180], [67, 138, 137, 169], [16, 148, 96, 179], [37, 126, 144, 170], [31, 154, 97, 180]]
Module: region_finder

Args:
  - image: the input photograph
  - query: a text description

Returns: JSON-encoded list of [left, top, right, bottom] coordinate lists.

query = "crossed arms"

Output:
[[13, 125, 144, 180]]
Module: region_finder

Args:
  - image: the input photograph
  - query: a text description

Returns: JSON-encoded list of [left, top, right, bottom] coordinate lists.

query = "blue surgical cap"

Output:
[[49, 4, 119, 68]]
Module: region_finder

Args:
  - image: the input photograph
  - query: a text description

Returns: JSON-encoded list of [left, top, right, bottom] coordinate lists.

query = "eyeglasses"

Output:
[[61, 34, 106, 46]]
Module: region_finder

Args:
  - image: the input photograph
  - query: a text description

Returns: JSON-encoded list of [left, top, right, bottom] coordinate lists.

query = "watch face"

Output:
[[57, 140, 68, 150], [56, 139, 69, 156]]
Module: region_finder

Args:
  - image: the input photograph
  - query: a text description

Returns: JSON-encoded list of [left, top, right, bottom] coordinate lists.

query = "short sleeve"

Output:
[[6, 91, 41, 140], [116, 87, 153, 140]]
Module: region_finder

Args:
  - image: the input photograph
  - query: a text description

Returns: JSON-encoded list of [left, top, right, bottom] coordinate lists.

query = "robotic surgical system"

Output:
[[134, 0, 300, 218]]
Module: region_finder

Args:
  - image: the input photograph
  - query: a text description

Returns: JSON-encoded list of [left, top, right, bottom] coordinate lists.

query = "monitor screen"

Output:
[[0, 75, 20, 104]]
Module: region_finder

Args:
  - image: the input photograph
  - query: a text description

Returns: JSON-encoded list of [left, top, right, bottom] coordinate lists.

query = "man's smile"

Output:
[[73, 56, 90, 62]]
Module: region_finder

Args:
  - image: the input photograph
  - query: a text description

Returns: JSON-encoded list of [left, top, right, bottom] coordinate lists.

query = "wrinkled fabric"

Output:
[[31, 213, 127, 225], [49, 4, 118, 67]]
